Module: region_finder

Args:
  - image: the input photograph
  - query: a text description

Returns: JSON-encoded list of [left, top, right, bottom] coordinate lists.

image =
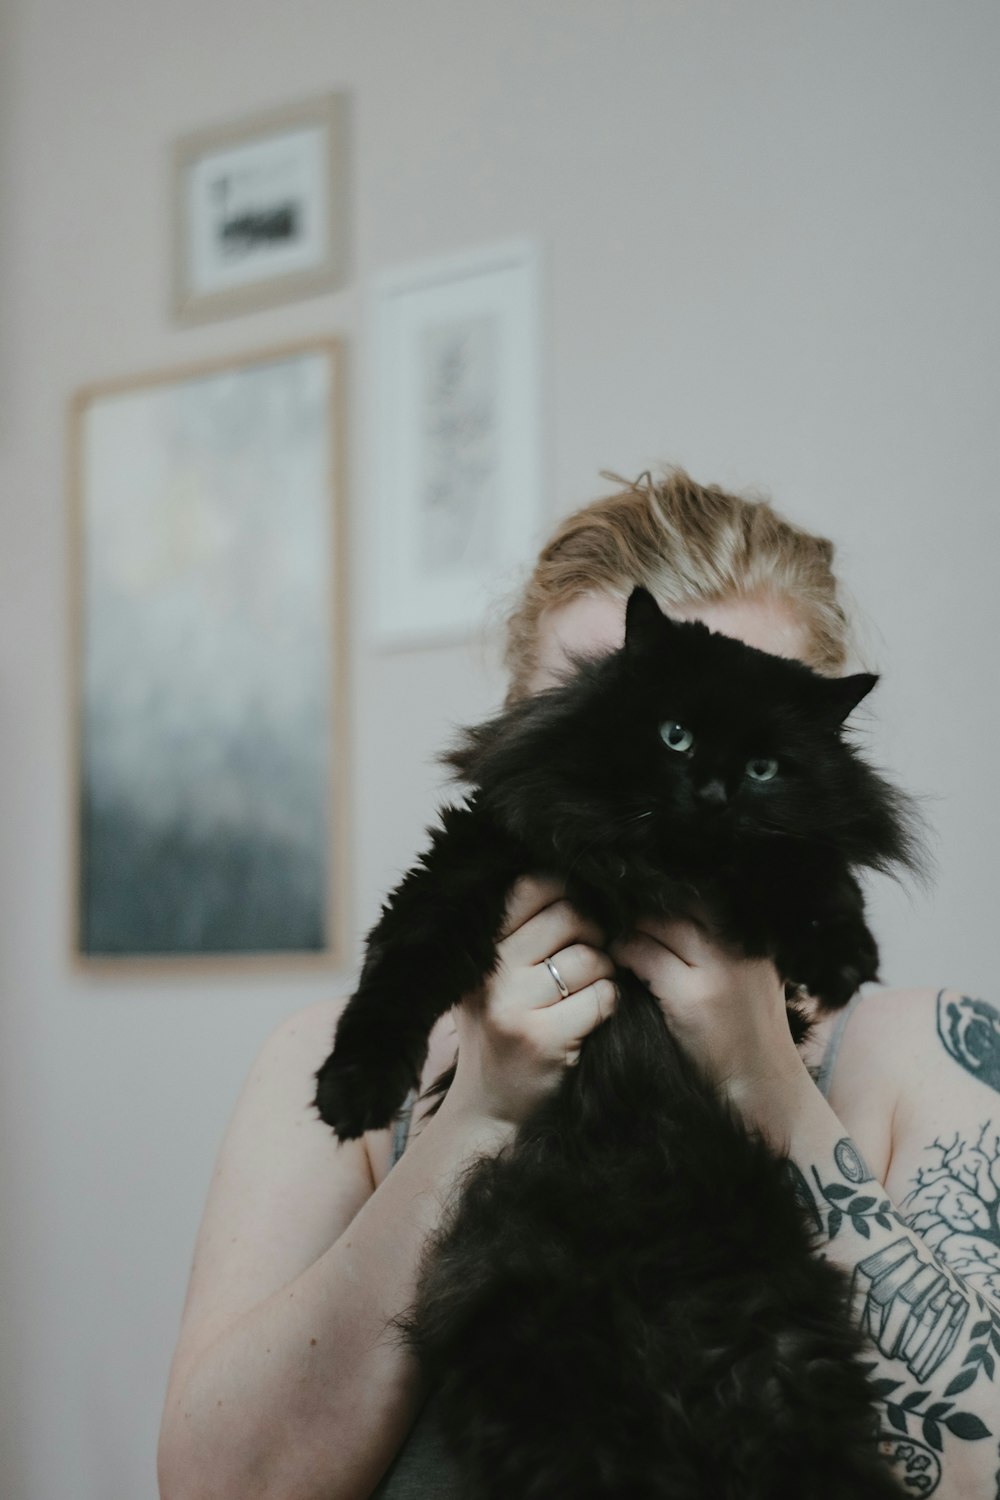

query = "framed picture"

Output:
[[69, 341, 348, 969], [172, 95, 348, 323], [370, 239, 544, 646]]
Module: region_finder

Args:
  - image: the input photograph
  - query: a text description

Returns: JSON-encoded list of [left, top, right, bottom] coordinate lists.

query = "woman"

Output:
[[157, 471, 1000, 1500]]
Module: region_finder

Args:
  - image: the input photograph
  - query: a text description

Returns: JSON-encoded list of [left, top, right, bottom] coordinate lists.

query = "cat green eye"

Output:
[[659, 722, 694, 754], [746, 758, 779, 783]]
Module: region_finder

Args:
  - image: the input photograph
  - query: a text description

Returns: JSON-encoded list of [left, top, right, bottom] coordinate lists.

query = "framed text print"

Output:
[[70, 341, 347, 969], [172, 94, 348, 323], [370, 239, 544, 647]]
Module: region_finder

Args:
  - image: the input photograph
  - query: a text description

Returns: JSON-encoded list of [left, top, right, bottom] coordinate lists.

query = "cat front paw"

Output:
[[817, 963, 868, 1009], [798, 920, 880, 1010], [313, 1050, 415, 1140]]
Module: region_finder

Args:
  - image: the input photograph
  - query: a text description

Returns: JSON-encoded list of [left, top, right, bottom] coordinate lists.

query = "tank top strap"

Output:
[[814, 989, 868, 1100], [390, 1089, 418, 1168]]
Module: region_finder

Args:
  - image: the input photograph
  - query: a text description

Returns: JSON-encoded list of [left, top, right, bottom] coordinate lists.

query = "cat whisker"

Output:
[[753, 824, 839, 851], [559, 810, 653, 881]]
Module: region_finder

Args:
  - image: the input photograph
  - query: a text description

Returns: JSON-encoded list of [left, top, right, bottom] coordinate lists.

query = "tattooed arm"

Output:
[[746, 989, 1000, 1500], [612, 916, 1000, 1499]]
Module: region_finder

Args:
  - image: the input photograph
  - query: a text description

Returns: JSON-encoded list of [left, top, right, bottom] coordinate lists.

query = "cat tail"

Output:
[[313, 797, 525, 1140]]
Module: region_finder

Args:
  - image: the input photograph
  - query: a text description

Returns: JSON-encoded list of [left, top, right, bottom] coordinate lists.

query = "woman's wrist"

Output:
[[722, 1049, 819, 1153], [432, 1087, 519, 1154]]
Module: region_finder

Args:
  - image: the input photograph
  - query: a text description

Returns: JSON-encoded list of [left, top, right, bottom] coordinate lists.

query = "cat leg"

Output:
[[715, 859, 880, 1013], [772, 868, 881, 1011], [314, 800, 524, 1138]]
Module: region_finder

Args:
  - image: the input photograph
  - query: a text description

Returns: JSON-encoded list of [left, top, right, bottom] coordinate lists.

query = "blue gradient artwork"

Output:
[[76, 345, 341, 958]]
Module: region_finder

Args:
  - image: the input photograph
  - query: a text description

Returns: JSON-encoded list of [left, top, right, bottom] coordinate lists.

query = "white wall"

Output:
[[1, 3, 997, 1495]]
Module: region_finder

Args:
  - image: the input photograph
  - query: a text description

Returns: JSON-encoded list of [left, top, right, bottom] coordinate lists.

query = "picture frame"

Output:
[[69, 340, 348, 970], [370, 239, 544, 647], [172, 94, 348, 324]]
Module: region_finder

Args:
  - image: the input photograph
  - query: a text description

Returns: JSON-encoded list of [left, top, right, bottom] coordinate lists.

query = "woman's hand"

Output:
[[610, 916, 805, 1115], [445, 876, 619, 1128]]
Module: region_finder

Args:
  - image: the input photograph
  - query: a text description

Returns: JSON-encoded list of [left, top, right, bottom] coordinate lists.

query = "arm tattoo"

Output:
[[809, 1144, 895, 1242], [902, 1126, 1000, 1299], [798, 1136, 994, 1480], [878, 1432, 941, 1494], [780, 1158, 824, 1233], [900, 1126, 1000, 1404], [835, 1137, 872, 1183], [854, 1238, 967, 1379], [797, 991, 1000, 1492], [937, 991, 1000, 1095]]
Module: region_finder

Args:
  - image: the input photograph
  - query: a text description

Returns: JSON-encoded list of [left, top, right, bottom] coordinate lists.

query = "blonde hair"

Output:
[[504, 468, 853, 701]]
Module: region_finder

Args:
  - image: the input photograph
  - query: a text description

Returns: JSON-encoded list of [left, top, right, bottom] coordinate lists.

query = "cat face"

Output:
[[626, 585, 875, 828], [451, 588, 887, 873], [606, 588, 878, 854]]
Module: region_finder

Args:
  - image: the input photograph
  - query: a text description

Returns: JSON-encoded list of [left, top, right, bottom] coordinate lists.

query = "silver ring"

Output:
[[545, 957, 571, 1000]]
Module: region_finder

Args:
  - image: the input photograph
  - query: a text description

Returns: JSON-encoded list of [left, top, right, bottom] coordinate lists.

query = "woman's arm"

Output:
[[157, 878, 617, 1500], [614, 925, 1000, 1499], [741, 1052, 998, 1499], [157, 1004, 512, 1500]]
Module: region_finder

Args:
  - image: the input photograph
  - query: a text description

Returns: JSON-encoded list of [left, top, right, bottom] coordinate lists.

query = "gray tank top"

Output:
[[812, 990, 866, 1100], [369, 1001, 860, 1496]]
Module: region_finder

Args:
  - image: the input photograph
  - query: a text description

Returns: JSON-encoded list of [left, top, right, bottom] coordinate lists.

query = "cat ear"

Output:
[[813, 671, 879, 727], [624, 587, 667, 655]]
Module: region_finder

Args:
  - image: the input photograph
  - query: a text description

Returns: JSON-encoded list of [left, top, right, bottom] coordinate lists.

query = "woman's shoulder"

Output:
[[256, 997, 460, 1188], [802, 986, 943, 1182], [838, 985, 1000, 1215], [230, 993, 372, 1201], [263, 993, 349, 1049], [805, 985, 941, 1077], [244, 996, 352, 1131], [825, 984, 944, 1079], [253, 995, 394, 1181]]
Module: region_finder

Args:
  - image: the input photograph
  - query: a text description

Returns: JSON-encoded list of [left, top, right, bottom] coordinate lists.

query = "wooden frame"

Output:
[[369, 238, 544, 648], [68, 339, 349, 972], [172, 94, 348, 324]]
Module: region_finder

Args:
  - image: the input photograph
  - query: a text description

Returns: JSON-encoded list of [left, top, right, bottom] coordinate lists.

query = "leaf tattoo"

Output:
[[810, 1142, 897, 1242], [863, 1366, 990, 1454]]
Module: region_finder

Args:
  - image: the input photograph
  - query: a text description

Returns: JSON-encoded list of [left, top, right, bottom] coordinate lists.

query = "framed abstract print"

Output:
[[70, 340, 347, 967]]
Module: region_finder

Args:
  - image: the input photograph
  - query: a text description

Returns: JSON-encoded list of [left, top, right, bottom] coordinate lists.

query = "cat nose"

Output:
[[696, 778, 728, 807]]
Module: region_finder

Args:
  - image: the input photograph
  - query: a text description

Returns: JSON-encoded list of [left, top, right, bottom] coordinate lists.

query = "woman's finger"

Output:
[[504, 898, 605, 966], [536, 976, 619, 1054], [611, 930, 692, 994], [529, 943, 616, 1009], [497, 875, 566, 941], [628, 915, 720, 968]]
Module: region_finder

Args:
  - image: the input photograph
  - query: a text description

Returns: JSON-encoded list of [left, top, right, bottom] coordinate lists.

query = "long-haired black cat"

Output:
[[315, 588, 921, 1499]]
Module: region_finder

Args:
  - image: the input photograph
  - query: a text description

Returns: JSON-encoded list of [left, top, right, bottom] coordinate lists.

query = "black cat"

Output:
[[315, 588, 921, 1498]]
